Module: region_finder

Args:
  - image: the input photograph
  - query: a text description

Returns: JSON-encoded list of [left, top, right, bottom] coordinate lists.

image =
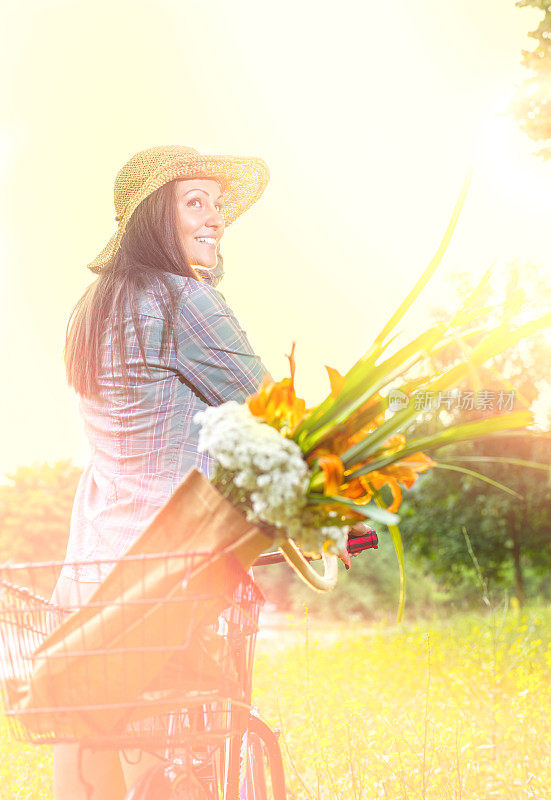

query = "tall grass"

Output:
[[2, 606, 551, 798], [254, 606, 551, 799], [0, 713, 53, 799]]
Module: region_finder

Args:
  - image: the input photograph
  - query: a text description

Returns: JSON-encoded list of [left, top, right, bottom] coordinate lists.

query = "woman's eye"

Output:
[[187, 197, 224, 212]]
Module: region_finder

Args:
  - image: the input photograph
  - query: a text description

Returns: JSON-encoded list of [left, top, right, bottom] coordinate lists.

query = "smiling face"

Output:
[[174, 178, 226, 269]]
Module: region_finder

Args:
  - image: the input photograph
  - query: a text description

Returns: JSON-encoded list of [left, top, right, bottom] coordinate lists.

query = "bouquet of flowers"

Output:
[[196, 174, 551, 616]]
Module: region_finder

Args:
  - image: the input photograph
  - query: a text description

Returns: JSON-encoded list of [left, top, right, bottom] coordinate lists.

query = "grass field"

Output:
[[253, 605, 551, 800], [2, 605, 551, 799]]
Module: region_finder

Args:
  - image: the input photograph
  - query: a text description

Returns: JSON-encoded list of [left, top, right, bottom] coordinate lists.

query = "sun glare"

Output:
[[474, 96, 551, 214]]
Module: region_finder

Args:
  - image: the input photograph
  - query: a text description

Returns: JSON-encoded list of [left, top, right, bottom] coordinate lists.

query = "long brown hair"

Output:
[[64, 180, 195, 398]]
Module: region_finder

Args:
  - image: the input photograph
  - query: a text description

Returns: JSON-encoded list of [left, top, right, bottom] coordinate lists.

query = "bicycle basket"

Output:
[[0, 552, 265, 750]]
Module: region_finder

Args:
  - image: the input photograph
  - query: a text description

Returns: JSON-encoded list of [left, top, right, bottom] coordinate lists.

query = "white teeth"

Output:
[[196, 237, 216, 245]]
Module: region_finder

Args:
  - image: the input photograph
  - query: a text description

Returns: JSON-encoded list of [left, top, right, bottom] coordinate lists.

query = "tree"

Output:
[[0, 460, 82, 594], [399, 264, 551, 605], [510, 0, 551, 159], [400, 433, 551, 605]]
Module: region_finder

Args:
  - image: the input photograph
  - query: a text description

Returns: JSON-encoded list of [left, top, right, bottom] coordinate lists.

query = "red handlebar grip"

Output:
[[347, 531, 378, 553]]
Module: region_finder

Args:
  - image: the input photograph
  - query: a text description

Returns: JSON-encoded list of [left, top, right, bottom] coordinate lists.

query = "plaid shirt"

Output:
[[63, 262, 268, 580]]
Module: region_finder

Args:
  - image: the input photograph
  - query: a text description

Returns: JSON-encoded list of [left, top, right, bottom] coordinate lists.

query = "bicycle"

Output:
[[0, 531, 378, 799]]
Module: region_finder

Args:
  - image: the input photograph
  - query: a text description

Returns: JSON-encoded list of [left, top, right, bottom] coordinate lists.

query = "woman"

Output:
[[54, 145, 272, 799]]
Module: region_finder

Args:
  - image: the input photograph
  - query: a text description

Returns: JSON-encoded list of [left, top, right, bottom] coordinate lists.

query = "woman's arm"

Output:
[[174, 281, 270, 406]]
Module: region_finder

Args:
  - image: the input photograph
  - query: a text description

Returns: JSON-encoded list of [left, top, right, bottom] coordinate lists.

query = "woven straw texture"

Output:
[[87, 145, 269, 273]]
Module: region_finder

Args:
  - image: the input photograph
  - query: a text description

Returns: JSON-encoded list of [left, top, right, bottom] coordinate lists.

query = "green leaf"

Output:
[[347, 410, 533, 479], [484, 430, 551, 441], [440, 455, 551, 471], [387, 522, 406, 623], [433, 463, 524, 498], [454, 263, 495, 323], [372, 167, 472, 347], [365, 485, 406, 623], [465, 314, 551, 367]]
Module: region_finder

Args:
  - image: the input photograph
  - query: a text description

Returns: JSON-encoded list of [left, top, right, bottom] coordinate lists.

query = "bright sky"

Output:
[[0, 0, 550, 477]]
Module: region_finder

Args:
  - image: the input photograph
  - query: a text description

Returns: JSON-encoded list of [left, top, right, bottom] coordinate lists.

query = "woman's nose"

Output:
[[205, 204, 225, 232]]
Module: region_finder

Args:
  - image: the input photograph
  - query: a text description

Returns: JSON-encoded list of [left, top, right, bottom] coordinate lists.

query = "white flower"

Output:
[[194, 402, 347, 555]]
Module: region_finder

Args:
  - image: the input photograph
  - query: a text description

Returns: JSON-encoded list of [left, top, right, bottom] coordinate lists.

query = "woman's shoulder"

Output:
[[144, 271, 189, 295], [135, 273, 226, 321], [137, 272, 190, 317], [180, 276, 228, 310]]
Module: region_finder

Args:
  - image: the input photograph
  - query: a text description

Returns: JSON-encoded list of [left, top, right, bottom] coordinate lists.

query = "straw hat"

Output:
[[87, 145, 270, 273]]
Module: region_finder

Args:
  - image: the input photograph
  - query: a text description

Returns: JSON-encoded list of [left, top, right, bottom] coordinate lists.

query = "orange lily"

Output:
[[325, 365, 347, 398], [339, 451, 436, 512], [247, 343, 309, 435], [317, 455, 345, 495]]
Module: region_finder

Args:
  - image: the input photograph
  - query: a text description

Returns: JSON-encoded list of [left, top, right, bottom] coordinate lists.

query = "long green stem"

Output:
[[373, 167, 472, 347]]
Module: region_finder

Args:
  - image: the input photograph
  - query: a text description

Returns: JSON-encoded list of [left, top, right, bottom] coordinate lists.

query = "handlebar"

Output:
[[253, 528, 378, 567]]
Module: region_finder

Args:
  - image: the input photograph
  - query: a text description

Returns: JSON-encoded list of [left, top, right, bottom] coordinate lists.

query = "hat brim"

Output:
[[87, 153, 269, 274]]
